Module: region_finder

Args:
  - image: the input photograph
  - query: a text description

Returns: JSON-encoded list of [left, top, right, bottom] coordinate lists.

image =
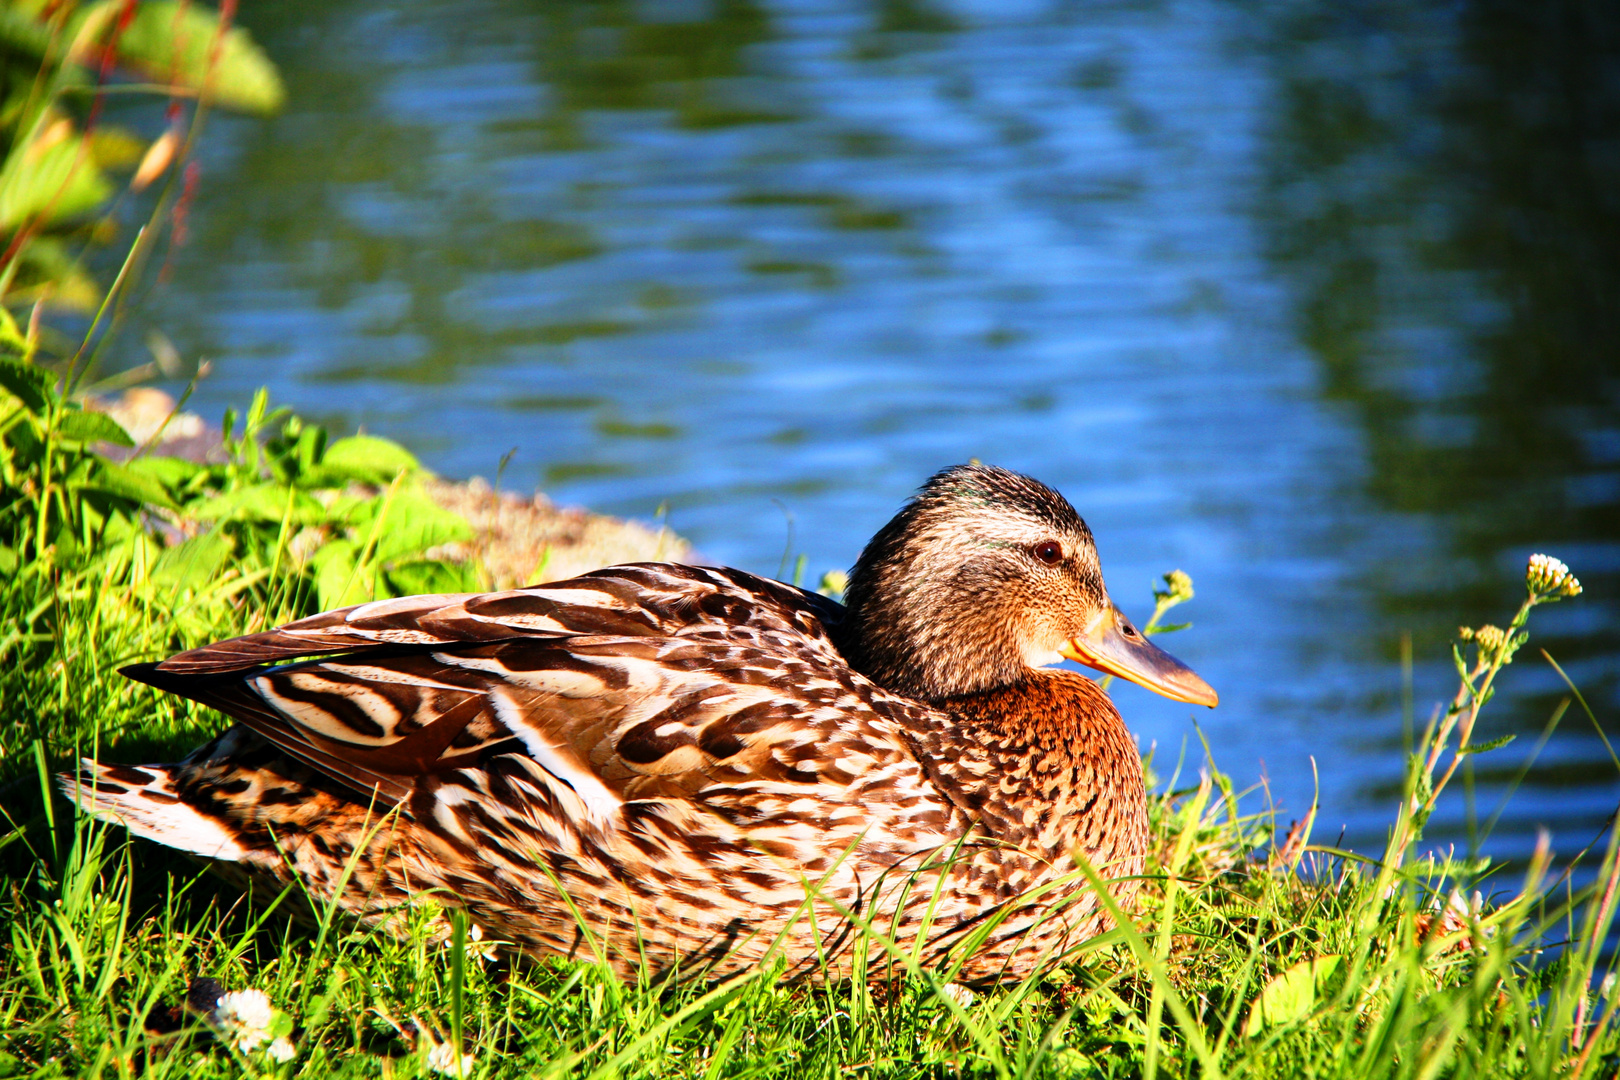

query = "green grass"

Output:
[[0, 446, 1616, 1078]]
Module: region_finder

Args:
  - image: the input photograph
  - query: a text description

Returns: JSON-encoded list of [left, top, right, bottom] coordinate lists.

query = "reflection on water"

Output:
[[1258, 0, 1620, 848], [104, 0, 1617, 864]]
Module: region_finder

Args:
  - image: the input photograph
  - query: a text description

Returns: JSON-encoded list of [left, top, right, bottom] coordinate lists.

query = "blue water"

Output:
[[106, 0, 1620, 871]]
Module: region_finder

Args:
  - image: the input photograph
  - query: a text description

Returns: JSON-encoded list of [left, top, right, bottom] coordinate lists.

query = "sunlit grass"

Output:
[[1, 525, 1617, 1077]]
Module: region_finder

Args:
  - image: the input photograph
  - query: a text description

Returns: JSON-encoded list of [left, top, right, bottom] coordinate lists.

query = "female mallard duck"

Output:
[[66, 464, 1215, 983]]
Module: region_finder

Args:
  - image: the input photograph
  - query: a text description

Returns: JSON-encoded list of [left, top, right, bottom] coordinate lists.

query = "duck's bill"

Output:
[[1059, 613, 1218, 707]]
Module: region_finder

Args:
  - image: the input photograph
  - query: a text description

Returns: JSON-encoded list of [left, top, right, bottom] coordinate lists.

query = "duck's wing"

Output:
[[123, 564, 924, 819], [146, 563, 847, 676]]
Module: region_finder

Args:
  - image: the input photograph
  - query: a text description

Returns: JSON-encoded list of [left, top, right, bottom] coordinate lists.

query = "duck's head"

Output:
[[840, 463, 1218, 707]]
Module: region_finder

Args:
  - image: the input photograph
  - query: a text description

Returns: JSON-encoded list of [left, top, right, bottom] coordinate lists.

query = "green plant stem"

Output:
[[1387, 594, 1536, 867]]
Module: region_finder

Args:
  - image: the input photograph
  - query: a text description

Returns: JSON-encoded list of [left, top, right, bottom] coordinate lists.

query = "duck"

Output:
[[64, 463, 1216, 984]]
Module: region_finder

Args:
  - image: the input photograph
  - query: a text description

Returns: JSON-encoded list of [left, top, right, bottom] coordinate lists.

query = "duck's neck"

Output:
[[907, 669, 1149, 872], [836, 541, 1036, 701]]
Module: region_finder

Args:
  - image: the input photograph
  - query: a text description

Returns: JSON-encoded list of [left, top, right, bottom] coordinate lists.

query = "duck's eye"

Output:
[[1032, 541, 1063, 566], [1121, 621, 1139, 638]]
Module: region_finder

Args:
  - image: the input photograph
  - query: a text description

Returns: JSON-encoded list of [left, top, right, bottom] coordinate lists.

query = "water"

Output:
[[103, 0, 1619, 869]]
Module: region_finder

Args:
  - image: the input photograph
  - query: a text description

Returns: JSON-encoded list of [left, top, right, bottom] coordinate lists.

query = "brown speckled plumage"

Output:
[[65, 464, 1208, 983]]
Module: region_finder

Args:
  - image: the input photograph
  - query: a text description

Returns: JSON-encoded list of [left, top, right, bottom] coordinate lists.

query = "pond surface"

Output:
[[107, 0, 1619, 872]]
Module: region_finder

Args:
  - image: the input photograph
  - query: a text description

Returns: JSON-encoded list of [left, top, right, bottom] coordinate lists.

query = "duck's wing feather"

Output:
[[123, 565, 922, 818], [146, 564, 846, 676]]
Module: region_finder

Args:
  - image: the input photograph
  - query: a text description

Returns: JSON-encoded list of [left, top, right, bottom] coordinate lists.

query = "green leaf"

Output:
[[1460, 733, 1517, 755], [56, 407, 133, 446], [0, 124, 113, 228], [123, 455, 209, 493], [150, 528, 232, 591], [1243, 955, 1342, 1036], [61, 454, 97, 485], [86, 0, 286, 116], [266, 1011, 295, 1040], [300, 434, 421, 488], [310, 539, 370, 610], [319, 492, 376, 526], [0, 545, 16, 575], [3, 408, 45, 467], [362, 488, 472, 564], [385, 559, 482, 597], [50, 521, 81, 561], [0, 356, 53, 412], [76, 459, 178, 510], [267, 420, 328, 484], [187, 482, 322, 524]]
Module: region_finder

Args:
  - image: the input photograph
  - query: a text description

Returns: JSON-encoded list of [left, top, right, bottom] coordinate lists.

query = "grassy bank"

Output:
[[0, 336, 1617, 1077]]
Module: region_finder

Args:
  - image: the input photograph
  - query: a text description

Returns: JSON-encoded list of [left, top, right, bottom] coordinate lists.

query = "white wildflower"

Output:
[[265, 1037, 297, 1063], [215, 988, 276, 1050], [216, 988, 274, 1031], [1527, 554, 1582, 599], [426, 1039, 476, 1076], [233, 1030, 272, 1052]]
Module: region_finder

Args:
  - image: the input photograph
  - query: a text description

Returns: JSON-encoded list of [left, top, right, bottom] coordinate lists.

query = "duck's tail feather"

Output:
[[58, 760, 249, 862]]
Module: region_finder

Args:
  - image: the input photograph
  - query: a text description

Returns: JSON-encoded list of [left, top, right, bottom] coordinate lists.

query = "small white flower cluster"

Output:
[[1526, 554, 1582, 599], [425, 1039, 476, 1076], [215, 989, 273, 1049], [212, 988, 295, 1062]]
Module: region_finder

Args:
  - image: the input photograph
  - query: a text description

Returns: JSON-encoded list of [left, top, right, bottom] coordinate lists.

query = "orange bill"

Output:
[[1059, 606, 1218, 707]]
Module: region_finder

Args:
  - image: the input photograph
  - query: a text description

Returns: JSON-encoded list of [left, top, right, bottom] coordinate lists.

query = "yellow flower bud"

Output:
[[1154, 569, 1194, 605]]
